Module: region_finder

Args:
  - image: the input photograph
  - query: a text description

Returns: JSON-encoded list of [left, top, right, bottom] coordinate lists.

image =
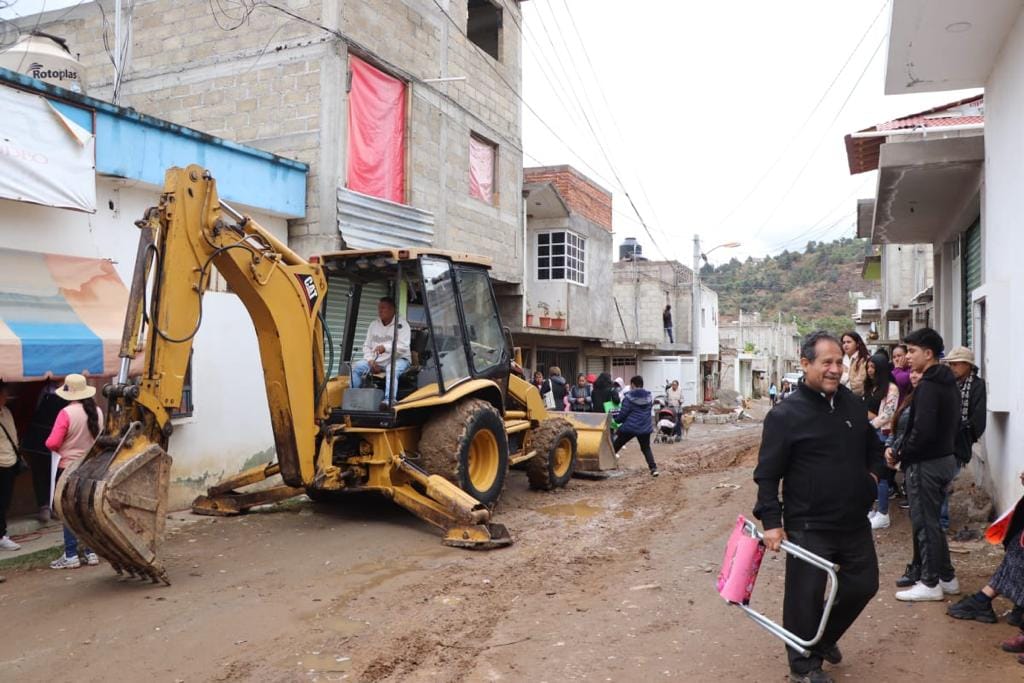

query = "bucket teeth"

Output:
[[55, 442, 173, 586]]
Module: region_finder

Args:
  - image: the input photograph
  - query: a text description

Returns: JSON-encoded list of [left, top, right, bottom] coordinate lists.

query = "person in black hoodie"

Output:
[[754, 331, 886, 683], [890, 327, 961, 602]]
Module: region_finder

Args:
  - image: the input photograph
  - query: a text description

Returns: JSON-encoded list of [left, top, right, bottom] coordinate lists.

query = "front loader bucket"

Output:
[[561, 412, 617, 472], [55, 435, 172, 584]]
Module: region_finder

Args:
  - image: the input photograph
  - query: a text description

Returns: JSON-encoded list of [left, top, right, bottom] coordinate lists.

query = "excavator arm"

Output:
[[55, 165, 326, 583], [56, 166, 511, 584]]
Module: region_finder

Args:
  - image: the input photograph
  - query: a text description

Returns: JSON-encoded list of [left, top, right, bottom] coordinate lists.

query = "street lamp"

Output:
[[692, 236, 741, 402]]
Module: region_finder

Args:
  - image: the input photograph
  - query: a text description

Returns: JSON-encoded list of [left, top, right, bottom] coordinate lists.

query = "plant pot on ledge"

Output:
[[539, 316, 552, 329], [526, 313, 534, 327], [551, 317, 566, 331]]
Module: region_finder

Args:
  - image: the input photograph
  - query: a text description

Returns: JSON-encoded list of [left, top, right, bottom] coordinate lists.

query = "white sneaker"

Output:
[[867, 510, 876, 520], [50, 554, 81, 570], [0, 536, 20, 551], [84, 552, 100, 566], [870, 513, 890, 529], [940, 577, 960, 595], [895, 581, 944, 602]]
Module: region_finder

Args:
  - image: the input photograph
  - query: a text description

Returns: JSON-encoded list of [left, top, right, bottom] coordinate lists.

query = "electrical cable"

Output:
[[710, 0, 891, 236], [750, 30, 888, 239]]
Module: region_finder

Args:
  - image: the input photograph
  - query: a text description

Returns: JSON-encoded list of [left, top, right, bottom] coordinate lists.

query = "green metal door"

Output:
[[962, 219, 981, 347]]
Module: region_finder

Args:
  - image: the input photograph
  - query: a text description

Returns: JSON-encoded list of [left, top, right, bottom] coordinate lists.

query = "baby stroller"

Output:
[[653, 407, 677, 444]]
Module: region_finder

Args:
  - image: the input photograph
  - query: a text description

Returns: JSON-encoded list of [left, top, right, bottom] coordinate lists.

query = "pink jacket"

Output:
[[46, 402, 103, 470]]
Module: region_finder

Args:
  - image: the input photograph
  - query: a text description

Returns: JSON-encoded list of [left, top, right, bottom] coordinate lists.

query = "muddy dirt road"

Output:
[[1, 416, 1020, 682]]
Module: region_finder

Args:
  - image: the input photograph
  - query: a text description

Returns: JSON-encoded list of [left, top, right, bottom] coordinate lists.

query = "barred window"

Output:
[[537, 231, 585, 284]]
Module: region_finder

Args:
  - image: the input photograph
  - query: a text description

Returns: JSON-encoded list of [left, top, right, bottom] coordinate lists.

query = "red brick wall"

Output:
[[525, 166, 612, 232]]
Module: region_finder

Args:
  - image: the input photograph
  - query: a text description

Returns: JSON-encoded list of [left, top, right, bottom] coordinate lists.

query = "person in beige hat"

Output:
[[45, 374, 103, 569], [939, 346, 987, 532]]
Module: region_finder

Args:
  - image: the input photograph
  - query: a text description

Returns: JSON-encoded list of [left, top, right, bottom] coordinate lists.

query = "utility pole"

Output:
[[692, 235, 701, 395]]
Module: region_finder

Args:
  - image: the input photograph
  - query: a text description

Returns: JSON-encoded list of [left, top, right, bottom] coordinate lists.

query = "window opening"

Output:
[[467, 0, 501, 60]]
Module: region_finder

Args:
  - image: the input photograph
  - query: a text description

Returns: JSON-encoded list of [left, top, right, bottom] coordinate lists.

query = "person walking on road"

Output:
[[753, 331, 886, 683], [663, 305, 674, 344], [666, 379, 684, 441], [889, 328, 961, 602], [769, 382, 778, 407], [613, 376, 659, 477], [46, 375, 104, 570]]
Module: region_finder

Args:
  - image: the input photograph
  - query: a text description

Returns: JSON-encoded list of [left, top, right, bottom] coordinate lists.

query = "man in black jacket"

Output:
[[890, 327, 961, 602], [754, 331, 886, 683]]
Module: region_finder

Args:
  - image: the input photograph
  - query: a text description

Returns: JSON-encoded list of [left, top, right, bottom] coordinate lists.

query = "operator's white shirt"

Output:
[[362, 317, 411, 365]]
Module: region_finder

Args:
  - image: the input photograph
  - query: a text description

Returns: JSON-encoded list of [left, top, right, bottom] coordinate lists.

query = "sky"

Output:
[[1, 1, 982, 265]]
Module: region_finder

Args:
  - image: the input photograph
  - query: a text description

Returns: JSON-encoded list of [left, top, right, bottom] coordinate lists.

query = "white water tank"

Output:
[[0, 32, 87, 94]]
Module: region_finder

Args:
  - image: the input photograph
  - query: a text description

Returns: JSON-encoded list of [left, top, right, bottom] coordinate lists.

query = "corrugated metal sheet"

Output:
[[325, 274, 389, 365], [963, 220, 982, 347], [338, 187, 434, 249]]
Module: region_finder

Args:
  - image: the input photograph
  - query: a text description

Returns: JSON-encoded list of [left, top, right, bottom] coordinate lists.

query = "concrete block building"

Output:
[[23, 0, 526, 287]]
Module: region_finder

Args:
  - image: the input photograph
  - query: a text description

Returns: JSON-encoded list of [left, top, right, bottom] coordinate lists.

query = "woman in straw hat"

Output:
[[45, 374, 103, 570]]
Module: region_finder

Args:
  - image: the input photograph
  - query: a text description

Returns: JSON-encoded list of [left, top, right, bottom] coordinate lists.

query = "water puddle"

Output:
[[299, 653, 352, 673], [537, 500, 604, 519]]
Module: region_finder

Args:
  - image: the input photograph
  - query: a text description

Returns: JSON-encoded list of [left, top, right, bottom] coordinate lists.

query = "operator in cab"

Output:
[[351, 296, 411, 406]]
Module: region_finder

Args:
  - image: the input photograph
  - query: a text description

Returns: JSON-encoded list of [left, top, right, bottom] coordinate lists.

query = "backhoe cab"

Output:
[[56, 166, 613, 584]]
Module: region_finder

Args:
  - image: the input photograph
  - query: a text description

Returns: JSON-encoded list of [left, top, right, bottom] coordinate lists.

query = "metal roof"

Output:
[[844, 95, 984, 175]]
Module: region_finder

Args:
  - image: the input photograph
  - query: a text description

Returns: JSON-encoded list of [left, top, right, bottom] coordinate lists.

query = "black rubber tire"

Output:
[[418, 398, 510, 506], [526, 419, 577, 490]]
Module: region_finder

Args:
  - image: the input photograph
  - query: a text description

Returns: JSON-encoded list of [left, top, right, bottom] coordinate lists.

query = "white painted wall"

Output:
[[976, 8, 1024, 512], [0, 177, 288, 510], [699, 285, 719, 358]]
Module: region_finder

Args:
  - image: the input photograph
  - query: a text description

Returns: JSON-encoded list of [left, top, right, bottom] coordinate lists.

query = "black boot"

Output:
[[896, 563, 920, 588], [947, 594, 998, 623]]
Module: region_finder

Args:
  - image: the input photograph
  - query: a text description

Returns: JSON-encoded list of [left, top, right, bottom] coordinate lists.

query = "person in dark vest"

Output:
[[663, 305, 674, 344], [754, 331, 886, 683], [18, 381, 66, 523]]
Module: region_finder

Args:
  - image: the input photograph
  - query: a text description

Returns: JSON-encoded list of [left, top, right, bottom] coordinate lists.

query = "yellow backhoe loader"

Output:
[[55, 165, 614, 584]]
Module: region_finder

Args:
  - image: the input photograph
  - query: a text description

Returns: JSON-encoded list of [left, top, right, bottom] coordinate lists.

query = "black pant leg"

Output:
[[0, 464, 16, 538], [612, 430, 634, 452], [29, 451, 51, 508], [783, 529, 831, 673], [820, 525, 879, 648], [908, 457, 957, 585], [636, 432, 657, 471]]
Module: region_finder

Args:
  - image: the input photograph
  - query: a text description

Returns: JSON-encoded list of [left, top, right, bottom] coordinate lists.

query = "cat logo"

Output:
[[295, 273, 319, 313]]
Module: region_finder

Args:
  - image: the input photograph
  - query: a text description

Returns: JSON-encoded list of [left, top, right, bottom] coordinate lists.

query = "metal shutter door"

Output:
[[962, 220, 981, 347]]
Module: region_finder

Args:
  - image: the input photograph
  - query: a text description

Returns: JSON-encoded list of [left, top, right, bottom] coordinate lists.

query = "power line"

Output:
[[432, 0, 671, 261], [709, 0, 890, 235], [750, 29, 888, 239], [555, 0, 668, 242]]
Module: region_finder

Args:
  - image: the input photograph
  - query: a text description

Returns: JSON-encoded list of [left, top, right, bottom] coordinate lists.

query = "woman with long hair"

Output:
[[887, 370, 930, 583], [45, 374, 103, 570], [841, 331, 871, 397], [866, 354, 902, 529]]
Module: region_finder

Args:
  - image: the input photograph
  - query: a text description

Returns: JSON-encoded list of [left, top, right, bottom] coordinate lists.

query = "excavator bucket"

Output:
[[55, 427, 173, 584], [560, 412, 617, 472]]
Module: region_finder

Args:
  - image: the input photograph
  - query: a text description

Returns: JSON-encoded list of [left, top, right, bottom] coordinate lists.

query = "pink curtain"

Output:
[[469, 136, 495, 203], [347, 56, 406, 203]]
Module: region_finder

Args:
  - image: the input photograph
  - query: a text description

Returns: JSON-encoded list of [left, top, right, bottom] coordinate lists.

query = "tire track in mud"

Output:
[[349, 425, 763, 682]]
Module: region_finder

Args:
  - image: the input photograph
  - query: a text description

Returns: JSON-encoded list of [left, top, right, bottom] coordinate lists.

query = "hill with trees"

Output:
[[699, 237, 874, 336]]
